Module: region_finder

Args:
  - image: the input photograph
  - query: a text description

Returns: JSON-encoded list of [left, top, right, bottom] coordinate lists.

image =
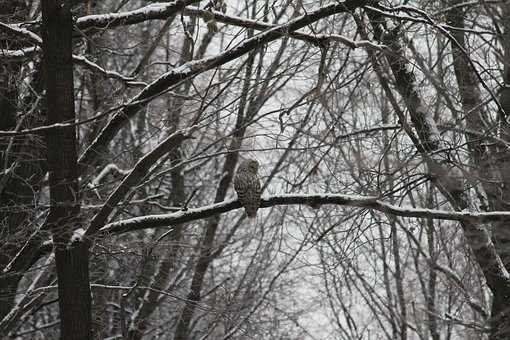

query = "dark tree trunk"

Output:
[[41, 1, 92, 339]]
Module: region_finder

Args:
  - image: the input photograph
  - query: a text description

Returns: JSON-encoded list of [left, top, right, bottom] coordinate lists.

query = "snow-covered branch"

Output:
[[89, 163, 130, 189], [76, 1, 384, 50], [0, 22, 42, 45], [183, 7, 386, 51], [76, 0, 200, 31], [100, 193, 510, 235], [72, 55, 139, 83], [0, 22, 42, 60], [0, 47, 40, 60]]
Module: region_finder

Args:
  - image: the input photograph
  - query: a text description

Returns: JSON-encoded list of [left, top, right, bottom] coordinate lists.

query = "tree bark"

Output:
[[42, 1, 92, 339]]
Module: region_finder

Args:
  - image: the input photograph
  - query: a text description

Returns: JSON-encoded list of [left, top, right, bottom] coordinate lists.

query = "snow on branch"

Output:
[[72, 55, 139, 83], [0, 22, 42, 60], [0, 47, 40, 60], [100, 193, 510, 235], [75, 2, 385, 50], [0, 22, 42, 45], [183, 7, 386, 51], [76, 0, 200, 31]]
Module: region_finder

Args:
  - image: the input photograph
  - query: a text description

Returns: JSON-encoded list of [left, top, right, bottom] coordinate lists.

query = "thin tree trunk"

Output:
[[426, 193, 440, 340]]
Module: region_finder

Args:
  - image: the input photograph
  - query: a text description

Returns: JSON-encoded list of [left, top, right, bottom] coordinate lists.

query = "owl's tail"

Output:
[[247, 214, 257, 228], [245, 206, 258, 219]]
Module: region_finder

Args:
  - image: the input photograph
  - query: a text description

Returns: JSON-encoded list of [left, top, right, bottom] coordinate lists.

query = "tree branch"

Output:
[[100, 193, 510, 235], [75, 0, 200, 32]]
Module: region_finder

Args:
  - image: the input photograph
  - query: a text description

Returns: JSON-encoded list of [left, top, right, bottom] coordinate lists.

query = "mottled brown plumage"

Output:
[[234, 159, 261, 218]]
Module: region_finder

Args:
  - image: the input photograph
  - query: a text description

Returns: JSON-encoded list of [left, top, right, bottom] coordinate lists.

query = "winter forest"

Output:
[[3, 0, 510, 339]]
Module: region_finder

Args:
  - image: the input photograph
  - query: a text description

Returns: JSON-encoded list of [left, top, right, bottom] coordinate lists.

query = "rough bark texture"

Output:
[[41, 1, 92, 339]]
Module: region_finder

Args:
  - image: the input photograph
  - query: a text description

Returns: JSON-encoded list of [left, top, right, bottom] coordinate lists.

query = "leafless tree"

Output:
[[3, 0, 510, 339]]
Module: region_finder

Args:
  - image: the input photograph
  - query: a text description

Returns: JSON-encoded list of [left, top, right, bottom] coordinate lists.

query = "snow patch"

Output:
[[70, 227, 86, 243]]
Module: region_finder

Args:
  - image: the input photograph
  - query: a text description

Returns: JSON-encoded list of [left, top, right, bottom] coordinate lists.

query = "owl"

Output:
[[234, 159, 261, 218]]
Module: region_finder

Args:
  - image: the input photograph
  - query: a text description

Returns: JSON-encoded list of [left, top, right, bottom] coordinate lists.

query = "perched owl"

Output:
[[234, 159, 261, 218]]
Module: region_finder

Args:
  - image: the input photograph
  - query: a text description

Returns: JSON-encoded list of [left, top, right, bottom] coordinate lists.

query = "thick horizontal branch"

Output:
[[100, 193, 510, 235], [76, 0, 200, 31]]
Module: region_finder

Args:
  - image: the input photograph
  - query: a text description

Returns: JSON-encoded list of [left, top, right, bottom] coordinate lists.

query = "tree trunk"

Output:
[[42, 1, 92, 339]]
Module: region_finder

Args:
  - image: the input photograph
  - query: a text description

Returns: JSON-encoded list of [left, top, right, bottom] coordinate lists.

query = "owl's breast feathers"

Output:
[[234, 168, 261, 218]]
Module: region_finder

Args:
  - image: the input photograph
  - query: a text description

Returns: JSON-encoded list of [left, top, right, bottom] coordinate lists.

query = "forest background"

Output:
[[2, 0, 510, 339]]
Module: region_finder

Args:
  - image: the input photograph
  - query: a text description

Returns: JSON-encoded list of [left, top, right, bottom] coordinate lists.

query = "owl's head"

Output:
[[240, 159, 259, 173]]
